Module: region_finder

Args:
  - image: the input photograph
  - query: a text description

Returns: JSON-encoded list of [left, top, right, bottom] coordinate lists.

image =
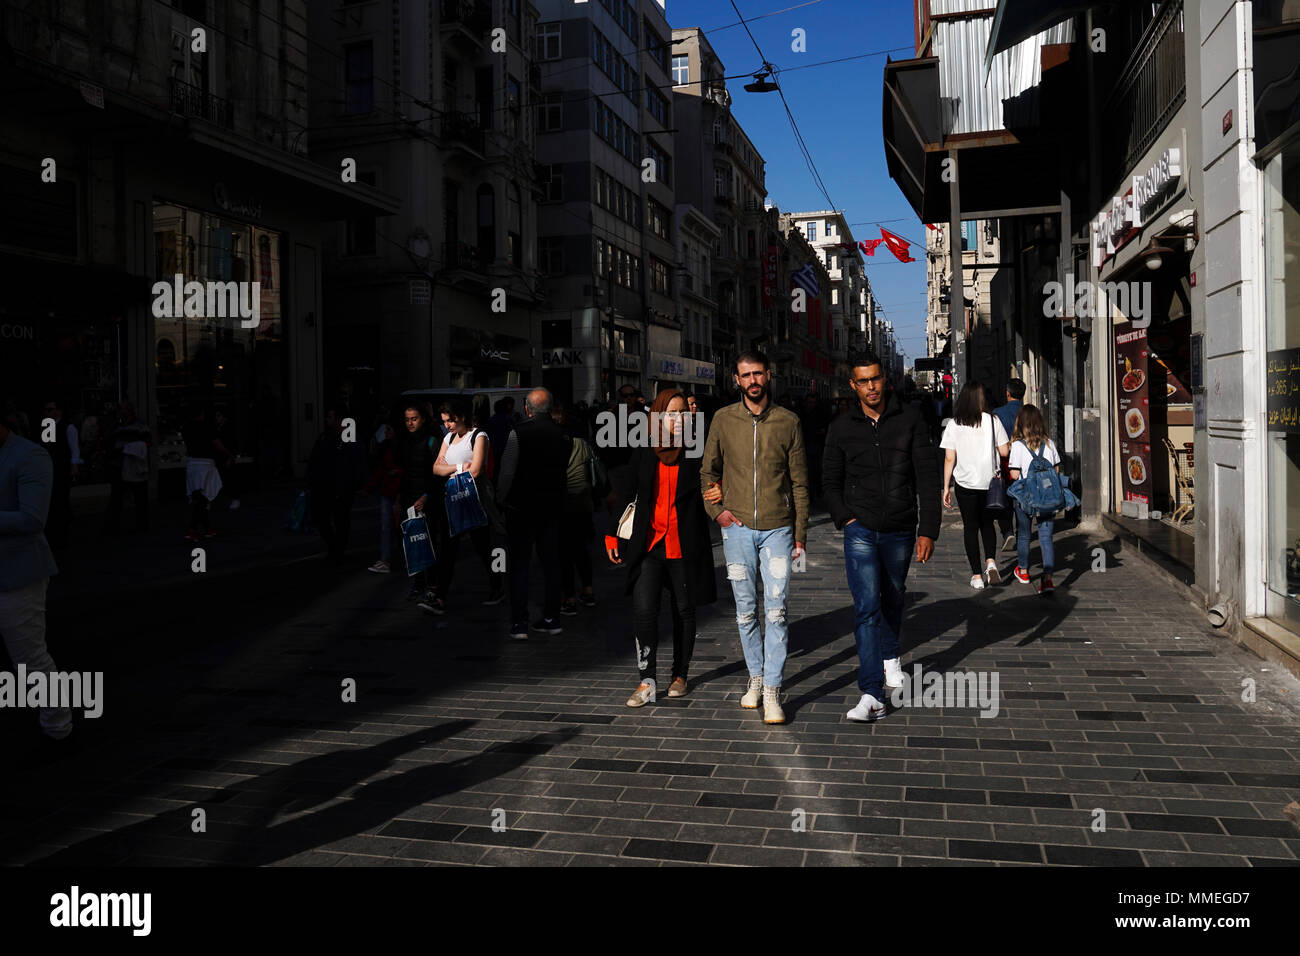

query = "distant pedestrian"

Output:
[[607, 389, 716, 706], [103, 402, 151, 535], [700, 350, 809, 725], [552, 401, 597, 615], [306, 406, 367, 564], [941, 382, 1010, 589], [0, 418, 72, 743], [497, 388, 571, 638], [800, 392, 830, 503], [429, 398, 504, 611], [485, 397, 516, 479], [396, 403, 440, 602], [213, 407, 242, 510], [1008, 404, 1061, 595], [40, 398, 79, 552], [183, 405, 232, 541], [363, 421, 402, 573], [824, 352, 940, 722], [993, 379, 1026, 553]]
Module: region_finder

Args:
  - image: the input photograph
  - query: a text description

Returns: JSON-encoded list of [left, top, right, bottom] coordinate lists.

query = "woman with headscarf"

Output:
[[605, 389, 717, 706]]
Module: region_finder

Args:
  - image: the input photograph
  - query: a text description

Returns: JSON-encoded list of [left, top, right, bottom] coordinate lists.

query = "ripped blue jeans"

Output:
[[720, 524, 794, 687]]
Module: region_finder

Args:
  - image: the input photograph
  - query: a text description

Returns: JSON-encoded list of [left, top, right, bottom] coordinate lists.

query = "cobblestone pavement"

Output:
[[6, 508, 1300, 866]]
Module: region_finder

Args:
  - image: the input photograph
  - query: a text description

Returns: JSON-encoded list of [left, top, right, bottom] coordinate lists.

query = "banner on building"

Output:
[[1115, 326, 1152, 504], [763, 245, 778, 309]]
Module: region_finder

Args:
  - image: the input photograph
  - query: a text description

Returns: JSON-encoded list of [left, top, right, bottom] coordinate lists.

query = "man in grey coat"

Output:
[[0, 417, 72, 740]]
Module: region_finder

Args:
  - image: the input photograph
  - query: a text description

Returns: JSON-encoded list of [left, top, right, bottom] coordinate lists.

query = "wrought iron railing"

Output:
[[440, 0, 491, 34], [1104, 0, 1185, 177], [441, 110, 485, 153], [169, 78, 232, 128]]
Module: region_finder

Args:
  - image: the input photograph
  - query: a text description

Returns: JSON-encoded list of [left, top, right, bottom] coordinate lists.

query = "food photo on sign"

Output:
[[1115, 328, 1153, 505]]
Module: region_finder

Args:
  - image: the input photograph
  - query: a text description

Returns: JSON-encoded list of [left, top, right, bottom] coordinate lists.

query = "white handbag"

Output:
[[616, 498, 638, 539]]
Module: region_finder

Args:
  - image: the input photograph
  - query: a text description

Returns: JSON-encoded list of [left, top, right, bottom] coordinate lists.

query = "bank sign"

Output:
[[1092, 147, 1182, 267]]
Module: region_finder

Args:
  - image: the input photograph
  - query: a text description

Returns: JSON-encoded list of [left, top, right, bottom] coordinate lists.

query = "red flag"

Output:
[[880, 228, 915, 263], [859, 239, 884, 256], [925, 223, 939, 231]]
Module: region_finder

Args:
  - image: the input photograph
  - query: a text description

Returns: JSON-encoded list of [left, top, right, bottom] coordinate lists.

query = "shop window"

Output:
[[344, 42, 374, 115]]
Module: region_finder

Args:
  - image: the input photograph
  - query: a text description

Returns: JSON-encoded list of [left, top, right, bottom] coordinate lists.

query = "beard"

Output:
[[743, 381, 769, 403]]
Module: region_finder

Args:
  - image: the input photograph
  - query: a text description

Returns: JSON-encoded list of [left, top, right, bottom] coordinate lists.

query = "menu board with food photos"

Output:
[[1116, 326, 1152, 504]]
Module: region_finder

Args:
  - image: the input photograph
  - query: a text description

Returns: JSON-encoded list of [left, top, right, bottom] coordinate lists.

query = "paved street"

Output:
[[6, 507, 1300, 867]]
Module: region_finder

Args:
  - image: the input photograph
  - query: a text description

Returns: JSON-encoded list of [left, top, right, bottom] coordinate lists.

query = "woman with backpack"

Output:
[[1008, 404, 1061, 595], [940, 381, 1010, 589], [428, 398, 505, 612]]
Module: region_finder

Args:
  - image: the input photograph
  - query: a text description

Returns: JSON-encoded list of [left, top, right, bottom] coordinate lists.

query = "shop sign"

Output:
[[1092, 147, 1182, 267], [1266, 347, 1300, 431], [212, 182, 263, 220], [651, 352, 686, 377], [0, 323, 36, 340], [693, 363, 715, 382], [79, 81, 104, 109], [1133, 148, 1181, 218], [409, 279, 431, 305], [542, 348, 585, 368], [615, 352, 641, 372], [480, 347, 510, 362]]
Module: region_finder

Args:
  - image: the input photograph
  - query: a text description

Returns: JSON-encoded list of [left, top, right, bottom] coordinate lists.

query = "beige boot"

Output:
[[740, 675, 763, 709], [762, 685, 785, 724]]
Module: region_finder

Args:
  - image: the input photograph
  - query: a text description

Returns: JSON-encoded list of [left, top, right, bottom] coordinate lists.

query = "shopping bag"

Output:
[[401, 514, 436, 577], [445, 470, 488, 537], [287, 489, 311, 532]]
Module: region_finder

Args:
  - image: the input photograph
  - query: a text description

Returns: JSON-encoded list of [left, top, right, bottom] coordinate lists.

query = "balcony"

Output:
[[713, 138, 733, 155], [440, 110, 486, 157], [169, 78, 232, 129], [705, 83, 732, 108], [1104, 0, 1186, 183], [713, 193, 733, 209], [440, 241, 494, 285], [440, 0, 491, 49]]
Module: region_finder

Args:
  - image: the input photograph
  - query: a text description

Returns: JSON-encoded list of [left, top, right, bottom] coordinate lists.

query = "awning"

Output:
[[881, 57, 941, 219], [985, 0, 1097, 70]]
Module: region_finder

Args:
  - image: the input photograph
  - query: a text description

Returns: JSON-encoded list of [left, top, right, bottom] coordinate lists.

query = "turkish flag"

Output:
[[880, 228, 915, 263], [859, 239, 884, 256]]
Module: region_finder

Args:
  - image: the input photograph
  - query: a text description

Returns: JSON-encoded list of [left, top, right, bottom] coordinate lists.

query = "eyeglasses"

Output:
[[663, 411, 685, 419]]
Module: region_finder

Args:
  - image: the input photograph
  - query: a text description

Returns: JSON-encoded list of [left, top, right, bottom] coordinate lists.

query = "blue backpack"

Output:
[[1021, 443, 1065, 515]]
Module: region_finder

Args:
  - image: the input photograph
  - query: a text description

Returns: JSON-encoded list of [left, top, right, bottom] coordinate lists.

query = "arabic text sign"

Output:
[[1266, 348, 1300, 431]]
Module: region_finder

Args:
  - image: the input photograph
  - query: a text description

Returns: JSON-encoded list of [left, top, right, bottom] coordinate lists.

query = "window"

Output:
[[645, 86, 668, 126], [540, 237, 563, 275], [806, 221, 817, 241], [831, 288, 840, 306], [648, 199, 670, 241], [672, 55, 689, 86], [541, 164, 563, 202], [651, 258, 670, 294], [827, 221, 836, 236], [829, 254, 837, 271], [476, 184, 495, 263], [644, 22, 669, 73], [505, 75, 522, 137], [536, 22, 561, 60], [645, 141, 671, 186], [538, 91, 562, 132], [714, 168, 726, 197], [344, 42, 373, 114]]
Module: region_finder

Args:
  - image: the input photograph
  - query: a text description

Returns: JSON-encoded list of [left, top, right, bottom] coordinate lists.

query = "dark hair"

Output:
[[438, 398, 472, 423], [403, 402, 433, 426], [735, 349, 770, 371], [848, 350, 883, 375], [1005, 378, 1027, 401], [953, 381, 990, 427], [493, 397, 514, 415]]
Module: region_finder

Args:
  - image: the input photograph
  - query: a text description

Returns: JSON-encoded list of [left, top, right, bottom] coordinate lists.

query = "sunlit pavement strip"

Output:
[[7, 510, 1300, 867]]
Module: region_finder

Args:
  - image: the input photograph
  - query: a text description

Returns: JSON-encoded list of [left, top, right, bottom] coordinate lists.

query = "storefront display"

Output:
[[1115, 326, 1153, 506]]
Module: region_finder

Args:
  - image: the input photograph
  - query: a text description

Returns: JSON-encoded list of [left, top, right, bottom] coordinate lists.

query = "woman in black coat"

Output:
[[605, 389, 717, 707]]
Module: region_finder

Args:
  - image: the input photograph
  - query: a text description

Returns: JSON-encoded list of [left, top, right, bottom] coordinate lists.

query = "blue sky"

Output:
[[670, 0, 929, 364]]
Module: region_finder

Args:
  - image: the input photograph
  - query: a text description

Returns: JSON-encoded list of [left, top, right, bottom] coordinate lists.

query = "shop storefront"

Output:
[[449, 324, 531, 389], [648, 351, 715, 396]]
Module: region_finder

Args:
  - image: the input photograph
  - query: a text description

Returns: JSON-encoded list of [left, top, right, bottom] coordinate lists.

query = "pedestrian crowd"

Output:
[[1, 352, 1076, 749]]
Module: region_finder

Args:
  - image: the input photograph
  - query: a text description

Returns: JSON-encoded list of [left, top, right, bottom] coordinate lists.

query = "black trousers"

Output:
[[507, 510, 561, 622], [559, 509, 594, 598], [104, 478, 149, 532], [435, 521, 498, 595], [312, 490, 355, 558], [631, 540, 696, 684], [954, 483, 998, 574], [189, 491, 211, 532]]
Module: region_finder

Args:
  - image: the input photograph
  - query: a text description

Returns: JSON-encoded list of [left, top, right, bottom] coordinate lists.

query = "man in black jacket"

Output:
[[824, 351, 941, 722]]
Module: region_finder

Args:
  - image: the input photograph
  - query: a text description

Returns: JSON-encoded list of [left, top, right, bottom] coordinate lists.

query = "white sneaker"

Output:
[[970, 574, 986, 590], [883, 658, 905, 689], [984, 561, 1002, 586], [846, 693, 886, 722], [740, 675, 763, 709]]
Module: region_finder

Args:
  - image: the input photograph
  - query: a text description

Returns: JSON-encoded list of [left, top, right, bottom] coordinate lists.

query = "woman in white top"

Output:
[[940, 381, 1010, 589], [426, 397, 504, 613], [1007, 404, 1061, 594]]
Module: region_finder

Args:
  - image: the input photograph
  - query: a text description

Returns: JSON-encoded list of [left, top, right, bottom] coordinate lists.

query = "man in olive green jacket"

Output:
[[700, 350, 809, 724]]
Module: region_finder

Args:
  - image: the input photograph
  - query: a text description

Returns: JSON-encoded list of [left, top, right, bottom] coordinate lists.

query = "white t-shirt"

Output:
[[1009, 438, 1060, 475], [442, 428, 485, 473], [940, 413, 1008, 490]]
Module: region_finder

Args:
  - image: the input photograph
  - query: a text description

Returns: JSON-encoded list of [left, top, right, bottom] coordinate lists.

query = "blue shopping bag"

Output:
[[286, 489, 311, 532], [401, 514, 436, 577], [444, 471, 488, 537]]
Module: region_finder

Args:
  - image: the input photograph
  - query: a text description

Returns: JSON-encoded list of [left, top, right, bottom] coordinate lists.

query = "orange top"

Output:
[[606, 461, 681, 558]]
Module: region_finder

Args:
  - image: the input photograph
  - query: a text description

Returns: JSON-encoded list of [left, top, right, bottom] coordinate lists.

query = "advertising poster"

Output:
[[1116, 326, 1152, 504]]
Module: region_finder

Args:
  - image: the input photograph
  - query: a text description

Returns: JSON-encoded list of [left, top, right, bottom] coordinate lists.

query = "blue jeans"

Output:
[[721, 524, 794, 687], [1015, 502, 1055, 574], [843, 522, 914, 700]]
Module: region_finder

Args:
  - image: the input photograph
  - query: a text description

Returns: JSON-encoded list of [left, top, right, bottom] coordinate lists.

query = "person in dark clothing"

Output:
[[799, 393, 830, 503], [183, 405, 232, 541], [103, 402, 151, 534], [496, 388, 571, 638], [306, 406, 368, 564], [606, 389, 717, 706], [213, 407, 241, 510], [824, 351, 941, 723], [40, 399, 77, 552], [396, 403, 440, 600], [992, 378, 1027, 552], [485, 397, 516, 481]]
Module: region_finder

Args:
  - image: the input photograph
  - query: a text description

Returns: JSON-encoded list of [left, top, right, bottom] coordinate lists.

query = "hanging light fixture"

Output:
[[1141, 238, 1174, 271]]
